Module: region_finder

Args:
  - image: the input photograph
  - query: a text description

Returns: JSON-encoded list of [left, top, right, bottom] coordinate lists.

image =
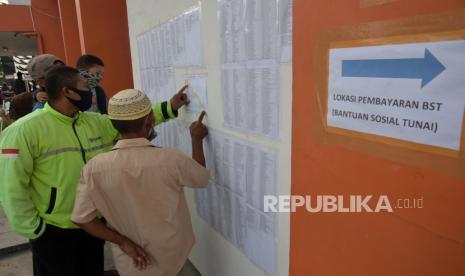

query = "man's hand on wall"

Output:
[[170, 85, 190, 111]]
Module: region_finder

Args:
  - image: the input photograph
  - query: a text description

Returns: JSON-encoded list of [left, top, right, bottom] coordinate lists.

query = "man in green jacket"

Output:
[[0, 64, 188, 276]]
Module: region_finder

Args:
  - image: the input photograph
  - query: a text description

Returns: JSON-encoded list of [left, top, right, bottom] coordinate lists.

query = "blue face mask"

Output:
[[65, 86, 93, 111]]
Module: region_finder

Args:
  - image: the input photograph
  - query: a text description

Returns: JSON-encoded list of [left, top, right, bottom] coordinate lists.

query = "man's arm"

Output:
[[153, 84, 189, 125], [177, 111, 209, 188], [190, 111, 207, 167], [75, 218, 150, 271], [0, 126, 45, 239]]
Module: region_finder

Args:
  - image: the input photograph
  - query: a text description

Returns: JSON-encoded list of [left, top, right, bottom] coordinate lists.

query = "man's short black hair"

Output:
[[45, 66, 79, 101], [111, 117, 146, 134], [76, 54, 104, 70]]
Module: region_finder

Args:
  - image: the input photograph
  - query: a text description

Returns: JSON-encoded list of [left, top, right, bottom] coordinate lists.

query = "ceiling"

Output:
[[1, 0, 31, 5], [0, 32, 37, 57]]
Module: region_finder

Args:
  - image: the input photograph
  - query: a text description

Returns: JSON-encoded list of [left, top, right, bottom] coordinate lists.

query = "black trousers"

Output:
[[30, 224, 104, 276]]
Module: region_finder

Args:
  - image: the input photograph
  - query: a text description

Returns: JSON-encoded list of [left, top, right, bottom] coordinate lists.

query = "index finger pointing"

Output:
[[177, 84, 188, 95], [198, 111, 206, 123]]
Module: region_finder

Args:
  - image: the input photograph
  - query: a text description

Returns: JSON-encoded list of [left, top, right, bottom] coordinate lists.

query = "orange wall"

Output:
[[30, 0, 66, 59], [75, 0, 133, 97], [0, 3, 65, 58], [57, 0, 82, 65], [0, 1, 133, 97], [0, 5, 33, 32], [291, 1, 465, 276]]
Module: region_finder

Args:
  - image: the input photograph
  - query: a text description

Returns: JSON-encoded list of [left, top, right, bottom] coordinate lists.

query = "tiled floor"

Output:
[[0, 250, 201, 276], [0, 209, 28, 251], [0, 250, 33, 276], [0, 208, 32, 275]]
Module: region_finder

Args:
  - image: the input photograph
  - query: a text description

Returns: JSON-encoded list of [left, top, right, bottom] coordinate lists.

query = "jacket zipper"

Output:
[[72, 118, 87, 164]]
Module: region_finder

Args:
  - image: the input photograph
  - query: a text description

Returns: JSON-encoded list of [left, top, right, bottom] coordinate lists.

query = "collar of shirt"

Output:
[[113, 138, 155, 150], [44, 102, 80, 124]]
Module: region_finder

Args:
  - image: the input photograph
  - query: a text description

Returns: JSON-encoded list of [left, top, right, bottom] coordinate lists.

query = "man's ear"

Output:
[[144, 113, 154, 131], [145, 113, 154, 128]]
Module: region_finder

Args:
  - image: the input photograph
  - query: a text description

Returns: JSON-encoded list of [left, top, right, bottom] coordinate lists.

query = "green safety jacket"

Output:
[[0, 101, 177, 239]]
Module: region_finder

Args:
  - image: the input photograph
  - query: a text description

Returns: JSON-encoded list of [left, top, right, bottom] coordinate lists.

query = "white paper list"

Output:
[[184, 7, 203, 66], [222, 61, 280, 139], [279, 0, 292, 62], [194, 130, 278, 276], [136, 5, 203, 103], [155, 122, 278, 276], [245, 0, 280, 61], [184, 75, 208, 113], [219, 0, 281, 139], [219, 0, 248, 64]]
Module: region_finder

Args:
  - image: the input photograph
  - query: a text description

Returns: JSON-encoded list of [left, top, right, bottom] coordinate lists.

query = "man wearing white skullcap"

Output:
[[72, 89, 209, 276]]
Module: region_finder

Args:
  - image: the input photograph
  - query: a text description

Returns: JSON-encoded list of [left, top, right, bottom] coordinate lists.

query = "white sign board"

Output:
[[327, 39, 465, 151]]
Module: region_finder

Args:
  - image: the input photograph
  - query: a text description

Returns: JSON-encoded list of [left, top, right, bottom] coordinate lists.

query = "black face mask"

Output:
[[65, 86, 93, 111]]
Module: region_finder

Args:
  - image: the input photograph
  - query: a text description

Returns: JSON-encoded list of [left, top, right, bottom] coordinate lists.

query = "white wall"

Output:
[[126, 1, 292, 275]]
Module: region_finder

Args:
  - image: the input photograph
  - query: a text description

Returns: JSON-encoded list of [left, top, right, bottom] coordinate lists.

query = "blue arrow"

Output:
[[341, 49, 446, 88]]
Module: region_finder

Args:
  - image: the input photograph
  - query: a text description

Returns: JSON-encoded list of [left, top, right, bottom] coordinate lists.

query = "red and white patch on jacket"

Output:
[[1, 149, 19, 159]]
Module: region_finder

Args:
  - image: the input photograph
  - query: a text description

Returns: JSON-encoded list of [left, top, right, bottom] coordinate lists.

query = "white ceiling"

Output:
[[2, 0, 31, 5], [0, 32, 37, 57]]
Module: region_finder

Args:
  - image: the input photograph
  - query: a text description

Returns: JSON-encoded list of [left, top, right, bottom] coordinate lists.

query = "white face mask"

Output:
[[80, 70, 103, 89]]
